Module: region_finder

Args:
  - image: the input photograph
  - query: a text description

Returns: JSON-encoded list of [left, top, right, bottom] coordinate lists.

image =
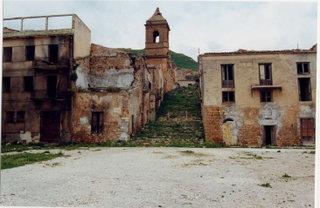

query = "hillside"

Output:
[[119, 48, 198, 70], [170, 51, 197, 70]]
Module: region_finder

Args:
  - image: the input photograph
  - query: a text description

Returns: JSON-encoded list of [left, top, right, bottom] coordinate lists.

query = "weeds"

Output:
[[1, 152, 63, 169]]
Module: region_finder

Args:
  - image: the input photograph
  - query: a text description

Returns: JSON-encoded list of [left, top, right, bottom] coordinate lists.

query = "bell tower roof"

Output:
[[146, 7, 170, 30], [148, 7, 165, 21]]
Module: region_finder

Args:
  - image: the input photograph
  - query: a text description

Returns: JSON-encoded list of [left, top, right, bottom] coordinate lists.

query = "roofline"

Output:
[[199, 49, 316, 57]]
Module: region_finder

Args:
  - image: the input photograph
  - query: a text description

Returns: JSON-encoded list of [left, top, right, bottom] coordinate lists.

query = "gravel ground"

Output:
[[0, 147, 315, 207]]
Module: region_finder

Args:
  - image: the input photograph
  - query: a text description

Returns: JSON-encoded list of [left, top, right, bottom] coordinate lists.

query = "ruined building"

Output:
[[2, 8, 176, 143], [2, 14, 90, 143], [199, 46, 316, 147], [176, 68, 198, 87]]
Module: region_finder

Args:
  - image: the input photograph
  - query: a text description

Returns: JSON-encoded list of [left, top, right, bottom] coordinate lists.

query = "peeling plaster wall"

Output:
[[200, 51, 316, 146], [88, 68, 134, 89], [71, 92, 131, 142], [222, 105, 242, 145], [75, 65, 90, 89]]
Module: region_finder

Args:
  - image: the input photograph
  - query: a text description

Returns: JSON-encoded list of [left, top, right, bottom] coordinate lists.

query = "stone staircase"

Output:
[[133, 85, 204, 146]]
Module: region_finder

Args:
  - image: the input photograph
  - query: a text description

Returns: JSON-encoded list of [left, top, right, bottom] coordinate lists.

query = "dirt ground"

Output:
[[0, 147, 315, 208]]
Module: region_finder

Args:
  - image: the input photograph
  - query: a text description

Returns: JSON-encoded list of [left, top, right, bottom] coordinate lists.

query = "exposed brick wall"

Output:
[[237, 108, 261, 147], [71, 92, 125, 143], [202, 106, 224, 143]]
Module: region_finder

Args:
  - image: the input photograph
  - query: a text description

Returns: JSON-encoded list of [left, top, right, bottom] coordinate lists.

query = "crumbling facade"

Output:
[[71, 44, 153, 142], [199, 46, 316, 147], [2, 14, 90, 143], [2, 9, 176, 143]]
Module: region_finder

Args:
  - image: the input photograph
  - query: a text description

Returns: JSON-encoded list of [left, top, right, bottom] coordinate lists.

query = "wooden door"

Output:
[[300, 118, 315, 142]]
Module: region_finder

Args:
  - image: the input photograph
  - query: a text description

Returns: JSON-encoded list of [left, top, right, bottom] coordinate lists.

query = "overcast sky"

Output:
[[4, 1, 317, 60]]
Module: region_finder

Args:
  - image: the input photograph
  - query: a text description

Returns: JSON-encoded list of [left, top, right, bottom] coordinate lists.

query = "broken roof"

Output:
[[3, 27, 18, 33], [3, 14, 89, 38], [200, 45, 317, 57]]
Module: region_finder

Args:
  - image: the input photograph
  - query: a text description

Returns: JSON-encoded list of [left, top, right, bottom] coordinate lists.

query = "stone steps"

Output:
[[133, 85, 204, 143]]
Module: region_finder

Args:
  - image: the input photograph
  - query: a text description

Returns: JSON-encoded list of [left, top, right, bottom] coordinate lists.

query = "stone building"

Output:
[[2, 8, 176, 143], [176, 68, 198, 87], [199, 46, 316, 147], [2, 14, 91, 143]]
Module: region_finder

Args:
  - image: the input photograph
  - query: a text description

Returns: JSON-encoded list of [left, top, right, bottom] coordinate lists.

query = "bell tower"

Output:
[[145, 7, 170, 58]]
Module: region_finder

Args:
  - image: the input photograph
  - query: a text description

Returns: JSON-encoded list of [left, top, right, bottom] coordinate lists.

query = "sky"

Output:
[[4, 0, 317, 60]]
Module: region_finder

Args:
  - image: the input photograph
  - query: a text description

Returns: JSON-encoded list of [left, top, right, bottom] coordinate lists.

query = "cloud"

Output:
[[4, 1, 317, 60]]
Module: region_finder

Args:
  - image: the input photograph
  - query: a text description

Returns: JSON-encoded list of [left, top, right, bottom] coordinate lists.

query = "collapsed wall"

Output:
[[71, 44, 152, 142]]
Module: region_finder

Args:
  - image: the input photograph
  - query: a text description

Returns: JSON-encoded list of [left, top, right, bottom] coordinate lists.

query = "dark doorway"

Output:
[[48, 44, 59, 63], [263, 125, 274, 146], [91, 111, 103, 134], [47, 76, 57, 98], [40, 111, 60, 143]]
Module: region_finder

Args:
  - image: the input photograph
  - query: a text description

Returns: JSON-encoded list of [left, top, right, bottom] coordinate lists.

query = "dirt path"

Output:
[[0, 148, 314, 207]]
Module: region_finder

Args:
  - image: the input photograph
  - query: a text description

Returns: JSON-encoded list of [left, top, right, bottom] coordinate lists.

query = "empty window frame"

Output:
[[47, 76, 57, 98], [298, 78, 312, 101], [260, 90, 272, 102], [297, 62, 310, 75], [24, 76, 34, 92], [221, 64, 234, 87], [222, 91, 235, 102], [259, 63, 272, 85], [26, 45, 35, 61], [91, 111, 104, 134], [153, 31, 160, 43], [48, 44, 59, 62], [3, 77, 11, 92], [3, 47, 12, 62], [16, 111, 25, 123], [6, 111, 15, 123], [300, 118, 315, 140]]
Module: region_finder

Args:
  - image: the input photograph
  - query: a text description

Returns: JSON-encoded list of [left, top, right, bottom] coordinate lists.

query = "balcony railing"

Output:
[[30, 90, 70, 100], [222, 80, 234, 88], [259, 79, 273, 85], [32, 59, 70, 71]]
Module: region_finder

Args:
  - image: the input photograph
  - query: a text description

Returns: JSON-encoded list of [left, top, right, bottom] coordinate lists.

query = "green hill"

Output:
[[170, 51, 197, 70], [120, 49, 198, 70]]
